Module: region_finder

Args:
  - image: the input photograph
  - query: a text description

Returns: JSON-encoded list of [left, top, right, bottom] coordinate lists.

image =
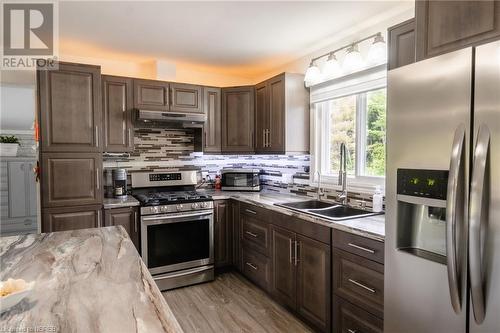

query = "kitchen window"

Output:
[[310, 65, 386, 188]]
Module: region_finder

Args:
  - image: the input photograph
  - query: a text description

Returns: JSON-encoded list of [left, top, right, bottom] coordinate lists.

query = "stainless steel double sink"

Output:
[[275, 200, 382, 221]]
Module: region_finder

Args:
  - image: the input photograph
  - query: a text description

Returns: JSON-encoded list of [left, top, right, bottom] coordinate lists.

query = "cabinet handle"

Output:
[[348, 278, 376, 293], [95, 126, 99, 147], [128, 128, 133, 147], [134, 211, 138, 233], [289, 238, 293, 263], [294, 241, 300, 266], [96, 168, 100, 189], [347, 329, 357, 333], [246, 262, 258, 270], [245, 231, 258, 238], [347, 242, 375, 254], [245, 209, 257, 215], [262, 130, 266, 148], [267, 129, 271, 148], [97, 210, 101, 228]]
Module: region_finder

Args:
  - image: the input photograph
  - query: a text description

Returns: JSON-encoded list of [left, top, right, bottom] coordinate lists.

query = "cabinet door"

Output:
[[42, 205, 102, 232], [270, 225, 296, 308], [214, 200, 232, 267], [221, 86, 255, 153], [133, 79, 170, 111], [254, 82, 269, 152], [416, 0, 500, 60], [203, 87, 222, 153], [388, 18, 416, 70], [102, 75, 134, 152], [104, 207, 139, 249], [41, 153, 103, 208], [7, 162, 27, 218], [296, 234, 331, 332], [170, 83, 203, 113], [268, 75, 285, 153], [241, 246, 271, 292], [38, 62, 101, 152], [26, 161, 37, 217]]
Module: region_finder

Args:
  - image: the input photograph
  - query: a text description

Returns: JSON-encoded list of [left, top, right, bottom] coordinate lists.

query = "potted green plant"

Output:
[[0, 135, 20, 156]]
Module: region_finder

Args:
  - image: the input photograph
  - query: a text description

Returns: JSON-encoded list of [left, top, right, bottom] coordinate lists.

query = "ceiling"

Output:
[[59, 1, 413, 78]]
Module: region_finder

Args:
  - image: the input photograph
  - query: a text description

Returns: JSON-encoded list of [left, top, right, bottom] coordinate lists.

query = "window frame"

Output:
[[310, 65, 387, 191]]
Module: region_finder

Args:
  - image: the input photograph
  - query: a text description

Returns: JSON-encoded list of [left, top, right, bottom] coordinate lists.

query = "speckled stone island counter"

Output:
[[0, 226, 183, 333], [202, 190, 385, 242]]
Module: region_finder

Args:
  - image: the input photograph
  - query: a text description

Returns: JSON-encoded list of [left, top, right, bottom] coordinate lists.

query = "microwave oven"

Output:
[[221, 168, 261, 192]]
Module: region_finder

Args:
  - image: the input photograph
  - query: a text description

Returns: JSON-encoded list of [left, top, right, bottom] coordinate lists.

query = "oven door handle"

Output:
[[142, 211, 213, 222], [154, 265, 213, 280]]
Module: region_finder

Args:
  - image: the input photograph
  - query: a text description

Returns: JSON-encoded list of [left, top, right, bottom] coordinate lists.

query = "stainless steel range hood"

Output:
[[136, 110, 206, 125]]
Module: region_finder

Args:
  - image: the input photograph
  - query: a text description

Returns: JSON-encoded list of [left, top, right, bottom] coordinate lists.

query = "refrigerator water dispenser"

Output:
[[396, 169, 449, 264]]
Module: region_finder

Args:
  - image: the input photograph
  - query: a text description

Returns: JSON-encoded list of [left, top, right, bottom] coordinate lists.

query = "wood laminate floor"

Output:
[[162, 272, 314, 333]]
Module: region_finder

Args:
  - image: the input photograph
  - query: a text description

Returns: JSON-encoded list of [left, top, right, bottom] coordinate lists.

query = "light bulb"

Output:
[[304, 61, 321, 87], [322, 53, 342, 80], [367, 33, 387, 65], [343, 44, 364, 73]]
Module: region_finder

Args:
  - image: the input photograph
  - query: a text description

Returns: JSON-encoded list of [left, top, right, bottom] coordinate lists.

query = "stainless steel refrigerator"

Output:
[[385, 40, 500, 333]]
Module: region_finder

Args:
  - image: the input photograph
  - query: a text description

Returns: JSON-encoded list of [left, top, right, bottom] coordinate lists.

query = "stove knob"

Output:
[[203, 202, 209, 208], [176, 204, 183, 211], [192, 203, 199, 209], [160, 206, 168, 213], [152, 206, 159, 213]]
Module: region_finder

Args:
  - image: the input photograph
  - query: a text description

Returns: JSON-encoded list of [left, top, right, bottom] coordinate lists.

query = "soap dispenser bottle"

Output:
[[373, 186, 383, 212]]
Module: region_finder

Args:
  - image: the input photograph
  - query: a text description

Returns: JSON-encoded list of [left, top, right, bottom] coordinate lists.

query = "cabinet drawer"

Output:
[[241, 246, 270, 292], [240, 202, 269, 220], [333, 230, 384, 264], [333, 249, 384, 318], [241, 214, 270, 256], [333, 297, 382, 333]]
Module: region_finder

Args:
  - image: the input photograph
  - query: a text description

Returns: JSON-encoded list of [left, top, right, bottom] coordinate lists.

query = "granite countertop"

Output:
[[201, 189, 385, 241], [0, 226, 183, 333], [103, 196, 140, 209]]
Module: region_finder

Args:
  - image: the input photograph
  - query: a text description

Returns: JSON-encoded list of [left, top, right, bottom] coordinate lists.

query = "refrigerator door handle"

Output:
[[446, 124, 466, 314], [469, 124, 490, 324]]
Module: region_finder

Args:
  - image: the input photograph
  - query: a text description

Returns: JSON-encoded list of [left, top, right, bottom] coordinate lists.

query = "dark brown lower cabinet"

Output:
[[231, 200, 241, 270], [214, 200, 232, 268], [42, 205, 102, 232], [270, 225, 331, 332], [333, 297, 383, 333], [104, 206, 139, 250], [241, 245, 271, 291]]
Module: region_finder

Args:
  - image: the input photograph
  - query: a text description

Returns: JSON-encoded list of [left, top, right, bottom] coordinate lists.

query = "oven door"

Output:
[[141, 210, 214, 275]]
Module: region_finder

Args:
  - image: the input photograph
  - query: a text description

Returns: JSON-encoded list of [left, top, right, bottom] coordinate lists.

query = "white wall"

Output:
[[253, 4, 414, 83]]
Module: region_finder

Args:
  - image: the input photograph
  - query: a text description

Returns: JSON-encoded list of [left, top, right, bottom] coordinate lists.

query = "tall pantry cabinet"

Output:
[[38, 62, 104, 232]]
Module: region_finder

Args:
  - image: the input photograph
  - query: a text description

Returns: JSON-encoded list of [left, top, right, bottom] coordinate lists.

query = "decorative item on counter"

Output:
[[0, 135, 19, 156], [0, 278, 35, 313], [214, 175, 222, 190]]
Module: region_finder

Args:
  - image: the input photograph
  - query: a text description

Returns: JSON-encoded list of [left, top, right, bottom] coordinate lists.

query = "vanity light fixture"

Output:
[[343, 43, 364, 74], [322, 53, 342, 80], [304, 60, 321, 87], [367, 32, 387, 65], [304, 32, 386, 86]]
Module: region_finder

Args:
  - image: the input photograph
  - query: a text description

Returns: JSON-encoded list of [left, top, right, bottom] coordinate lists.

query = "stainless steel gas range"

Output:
[[131, 170, 214, 291]]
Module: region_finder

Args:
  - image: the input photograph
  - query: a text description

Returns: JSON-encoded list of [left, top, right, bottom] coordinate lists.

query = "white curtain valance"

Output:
[[310, 64, 387, 104]]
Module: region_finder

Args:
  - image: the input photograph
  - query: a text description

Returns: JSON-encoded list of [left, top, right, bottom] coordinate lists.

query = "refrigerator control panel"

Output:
[[397, 169, 448, 200]]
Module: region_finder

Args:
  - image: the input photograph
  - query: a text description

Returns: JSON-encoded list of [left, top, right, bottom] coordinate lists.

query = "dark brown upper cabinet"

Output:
[[170, 83, 203, 114], [416, 0, 500, 61], [133, 79, 170, 111], [102, 75, 134, 152], [221, 86, 255, 153], [38, 62, 102, 152], [41, 153, 103, 208], [388, 18, 416, 70], [254, 73, 309, 154], [270, 225, 331, 332], [203, 87, 222, 153], [104, 206, 139, 250]]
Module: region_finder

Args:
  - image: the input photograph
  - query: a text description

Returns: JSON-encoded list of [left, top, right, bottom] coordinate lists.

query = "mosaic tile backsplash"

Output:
[[103, 127, 383, 208]]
